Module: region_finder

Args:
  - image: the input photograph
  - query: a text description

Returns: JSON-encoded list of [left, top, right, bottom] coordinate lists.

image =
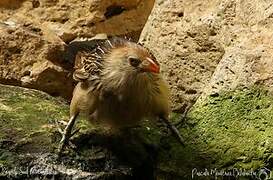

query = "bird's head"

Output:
[[103, 39, 160, 75]]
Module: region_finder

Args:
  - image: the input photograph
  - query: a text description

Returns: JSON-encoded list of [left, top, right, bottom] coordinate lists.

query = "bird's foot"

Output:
[[159, 116, 186, 147], [57, 128, 80, 158], [174, 102, 195, 128], [56, 115, 79, 160]]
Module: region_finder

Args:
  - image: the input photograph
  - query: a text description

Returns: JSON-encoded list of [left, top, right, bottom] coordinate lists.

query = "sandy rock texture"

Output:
[[201, 0, 273, 98], [0, 0, 154, 98], [0, 16, 72, 98], [140, 0, 273, 111], [16, 0, 155, 42]]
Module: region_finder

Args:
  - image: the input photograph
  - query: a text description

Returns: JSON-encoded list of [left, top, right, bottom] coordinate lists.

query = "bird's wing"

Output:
[[70, 36, 122, 91], [73, 50, 104, 91]]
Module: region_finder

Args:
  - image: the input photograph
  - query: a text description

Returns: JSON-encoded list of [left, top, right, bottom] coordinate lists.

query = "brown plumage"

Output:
[[58, 37, 184, 156]]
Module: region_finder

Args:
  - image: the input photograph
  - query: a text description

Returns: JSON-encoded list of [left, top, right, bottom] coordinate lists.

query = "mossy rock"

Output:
[[0, 84, 132, 179], [0, 84, 181, 179], [2, 84, 272, 179], [159, 86, 273, 179], [0, 84, 68, 165]]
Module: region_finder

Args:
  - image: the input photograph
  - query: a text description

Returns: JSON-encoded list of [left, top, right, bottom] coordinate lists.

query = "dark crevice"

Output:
[[0, 78, 21, 87], [177, 12, 184, 17], [104, 5, 126, 19], [185, 89, 198, 95], [32, 0, 40, 8]]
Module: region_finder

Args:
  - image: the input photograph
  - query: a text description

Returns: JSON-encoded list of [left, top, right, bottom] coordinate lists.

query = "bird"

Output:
[[58, 37, 184, 156]]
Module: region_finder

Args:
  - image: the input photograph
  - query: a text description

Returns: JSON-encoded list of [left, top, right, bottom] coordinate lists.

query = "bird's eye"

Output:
[[129, 57, 141, 67]]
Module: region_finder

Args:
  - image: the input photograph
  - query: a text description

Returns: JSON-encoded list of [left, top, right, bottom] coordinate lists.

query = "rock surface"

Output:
[[181, 86, 273, 179], [0, 0, 154, 98], [140, 0, 273, 111], [0, 17, 73, 98], [140, 0, 225, 112], [0, 84, 186, 179], [2, 80, 273, 179], [0, 85, 136, 179]]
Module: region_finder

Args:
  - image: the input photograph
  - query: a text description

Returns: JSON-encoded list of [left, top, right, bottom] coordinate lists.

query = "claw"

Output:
[[57, 127, 64, 134], [59, 120, 68, 126], [55, 120, 66, 134], [68, 141, 77, 149]]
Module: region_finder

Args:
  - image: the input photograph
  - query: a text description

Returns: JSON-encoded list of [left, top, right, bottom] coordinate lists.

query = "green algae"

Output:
[[0, 85, 70, 167], [189, 87, 273, 168], [157, 86, 273, 178]]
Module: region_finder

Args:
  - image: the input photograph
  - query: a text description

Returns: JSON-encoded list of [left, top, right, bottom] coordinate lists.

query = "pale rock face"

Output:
[[0, 0, 155, 99], [201, 0, 273, 98], [140, 0, 273, 111], [140, 0, 225, 112]]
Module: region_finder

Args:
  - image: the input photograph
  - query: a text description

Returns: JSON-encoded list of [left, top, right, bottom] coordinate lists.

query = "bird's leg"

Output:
[[57, 112, 79, 158], [159, 116, 185, 147], [174, 102, 195, 128], [174, 108, 189, 128]]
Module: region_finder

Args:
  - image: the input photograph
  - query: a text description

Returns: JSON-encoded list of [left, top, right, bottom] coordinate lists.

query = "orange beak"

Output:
[[142, 58, 160, 73]]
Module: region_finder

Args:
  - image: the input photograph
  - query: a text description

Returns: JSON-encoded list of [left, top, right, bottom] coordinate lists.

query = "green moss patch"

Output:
[[0, 85, 70, 167], [152, 87, 273, 178], [190, 87, 273, 165]]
